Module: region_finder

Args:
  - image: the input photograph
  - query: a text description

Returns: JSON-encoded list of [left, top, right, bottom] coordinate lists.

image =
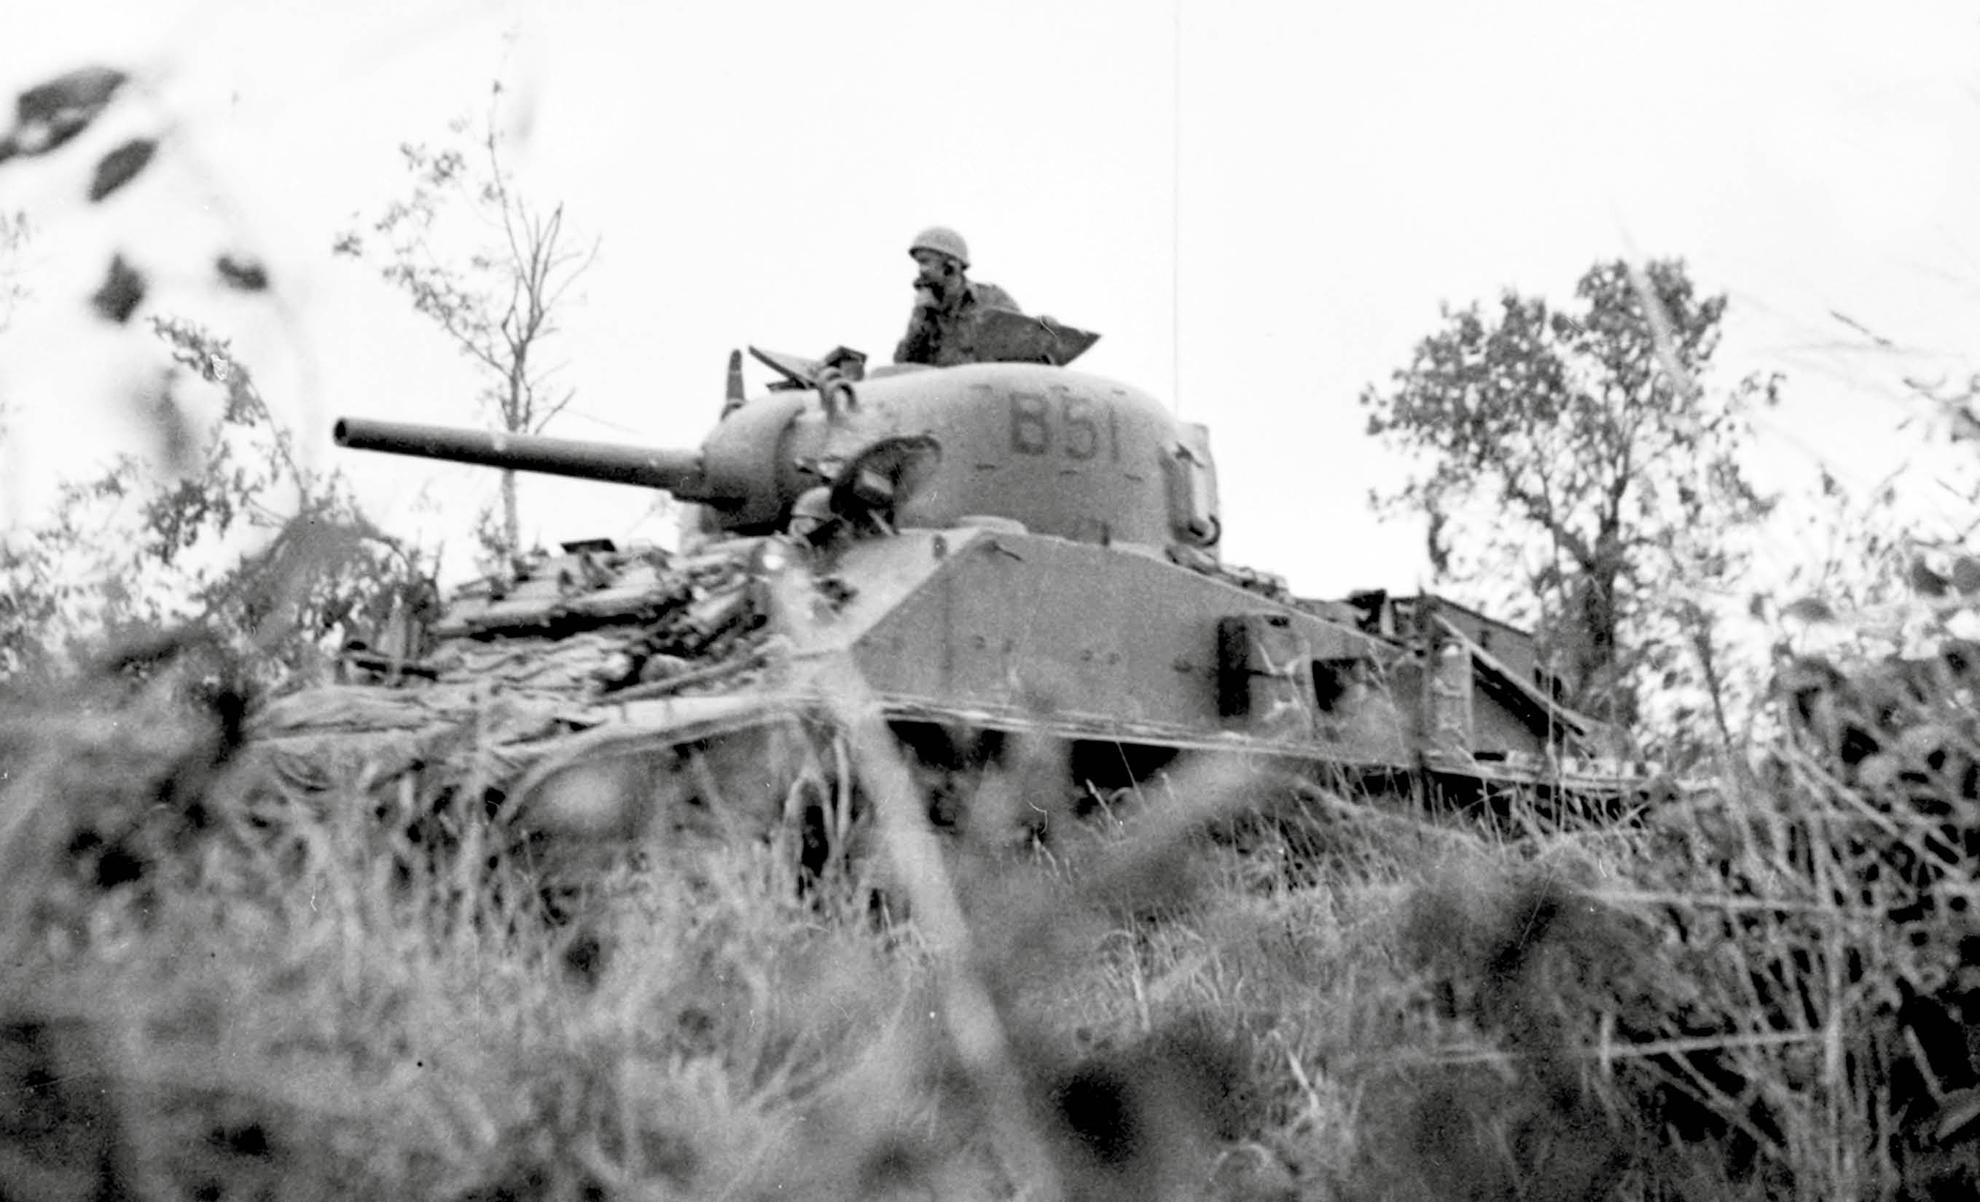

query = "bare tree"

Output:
[[335, 83, 596, 560], [0, 209, 30, 468], [0, 210, 27, 332]]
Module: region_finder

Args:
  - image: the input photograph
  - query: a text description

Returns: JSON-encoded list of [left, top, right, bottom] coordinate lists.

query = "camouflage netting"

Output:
[[247, 540, 779, 794]]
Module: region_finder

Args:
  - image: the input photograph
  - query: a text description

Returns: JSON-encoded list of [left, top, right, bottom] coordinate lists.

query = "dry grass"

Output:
[[3, 655, 1978, 1201]]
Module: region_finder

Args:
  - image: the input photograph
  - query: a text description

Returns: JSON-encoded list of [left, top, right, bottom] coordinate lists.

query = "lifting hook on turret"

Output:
[[814, 366, 857, 419], [746, 344, 863, 421]]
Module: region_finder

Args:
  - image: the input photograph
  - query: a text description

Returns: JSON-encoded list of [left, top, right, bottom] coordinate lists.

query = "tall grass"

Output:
[[3, 648, 1978, 1200]]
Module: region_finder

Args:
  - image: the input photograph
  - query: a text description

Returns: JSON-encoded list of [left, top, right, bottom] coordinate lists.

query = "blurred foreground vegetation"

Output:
[[3, 616, 1979, 1201]]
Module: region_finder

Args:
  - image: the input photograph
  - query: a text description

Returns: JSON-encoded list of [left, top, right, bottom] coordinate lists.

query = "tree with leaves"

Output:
[[334, 84, 596, 562], [1, 317, 422, 688], [1361, 259, 1778, 749], [0, 62, 363, 687]]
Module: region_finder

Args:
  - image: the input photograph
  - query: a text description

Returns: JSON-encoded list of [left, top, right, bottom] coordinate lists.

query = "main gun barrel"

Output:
[[334, 418, 711, 497]]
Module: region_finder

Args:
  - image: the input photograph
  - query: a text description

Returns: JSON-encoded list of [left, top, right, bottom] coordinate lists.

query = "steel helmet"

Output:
[[908, 226, 970, 268]]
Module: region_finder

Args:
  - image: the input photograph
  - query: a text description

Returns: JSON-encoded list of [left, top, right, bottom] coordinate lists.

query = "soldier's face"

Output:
[[912, 250, 950, 289]]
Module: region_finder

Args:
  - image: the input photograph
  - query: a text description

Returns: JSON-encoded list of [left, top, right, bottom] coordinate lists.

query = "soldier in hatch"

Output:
[[893, 226, 1021, 367]]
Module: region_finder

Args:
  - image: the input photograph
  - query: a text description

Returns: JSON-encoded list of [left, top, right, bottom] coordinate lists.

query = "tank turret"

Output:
[[335, 355, 1220, 558]]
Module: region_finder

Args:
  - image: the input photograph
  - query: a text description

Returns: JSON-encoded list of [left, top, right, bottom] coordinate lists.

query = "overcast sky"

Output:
[[3, 0, 1976, 597]]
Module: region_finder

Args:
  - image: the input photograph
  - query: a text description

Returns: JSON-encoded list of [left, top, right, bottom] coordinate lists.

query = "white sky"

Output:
[[2, 0, 1976, 597]]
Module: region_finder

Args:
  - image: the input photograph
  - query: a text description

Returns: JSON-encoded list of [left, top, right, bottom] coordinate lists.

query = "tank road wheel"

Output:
[[505, 716, 873, 902], [513, 722, 793, 879], [783, 728, 862, 884]]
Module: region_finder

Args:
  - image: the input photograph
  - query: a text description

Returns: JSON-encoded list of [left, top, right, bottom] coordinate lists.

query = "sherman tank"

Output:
[[248, 313, 1641, 880]]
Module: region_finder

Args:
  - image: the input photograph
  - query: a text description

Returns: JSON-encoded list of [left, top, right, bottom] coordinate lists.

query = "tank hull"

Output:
[[247, 524, 1641, 880]]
